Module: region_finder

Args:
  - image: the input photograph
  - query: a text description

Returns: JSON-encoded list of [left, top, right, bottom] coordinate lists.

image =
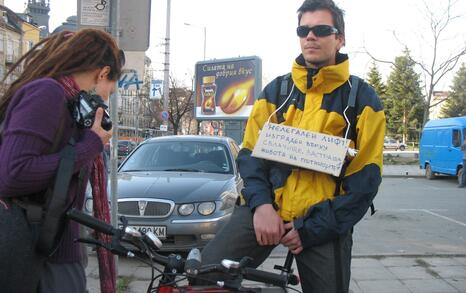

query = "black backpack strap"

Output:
[[333, 75, 360, 197], [333, 76, 376, 215], [36, 134, 77, 256], [276, 73, 292, 123], [344, 75, 359, 146]]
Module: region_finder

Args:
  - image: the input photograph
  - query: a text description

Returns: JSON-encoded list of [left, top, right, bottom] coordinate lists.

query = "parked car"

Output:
[[109, 135, 243, 251], [384, 137, 407, 151], [419, 116, 466, 184], [118, 140, 137, 163]]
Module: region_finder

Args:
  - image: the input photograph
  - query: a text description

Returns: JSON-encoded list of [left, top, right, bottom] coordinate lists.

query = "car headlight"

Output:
[[219, 190, 238, 210], [198, 202, 216, 216], [178, 203, 195, 216], [85, 198, 93, 214]]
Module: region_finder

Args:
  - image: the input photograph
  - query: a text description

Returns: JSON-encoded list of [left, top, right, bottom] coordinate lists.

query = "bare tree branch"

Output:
[[363, 46, 395, 66]]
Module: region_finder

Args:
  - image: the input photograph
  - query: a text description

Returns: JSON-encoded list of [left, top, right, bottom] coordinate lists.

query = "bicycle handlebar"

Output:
[[243, 267, 289, 287], [67, 208, 298, 291], [67, 208, 117, 236]]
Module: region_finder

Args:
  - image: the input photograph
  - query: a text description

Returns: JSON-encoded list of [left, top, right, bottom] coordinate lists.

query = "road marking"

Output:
[[396, 208, 447, 212], [385, 209, 466, 227], [421, 209, 466, 227]]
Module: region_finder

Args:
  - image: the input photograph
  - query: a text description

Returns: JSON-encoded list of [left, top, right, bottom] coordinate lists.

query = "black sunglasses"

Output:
[[296, 25, 339, 38]]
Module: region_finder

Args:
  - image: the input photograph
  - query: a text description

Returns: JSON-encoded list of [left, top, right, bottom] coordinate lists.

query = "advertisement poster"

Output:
[[194, 56, 262, 120]]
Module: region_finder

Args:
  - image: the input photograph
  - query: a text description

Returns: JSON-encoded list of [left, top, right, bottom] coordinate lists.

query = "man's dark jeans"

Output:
[[201, 206, 353, 293]]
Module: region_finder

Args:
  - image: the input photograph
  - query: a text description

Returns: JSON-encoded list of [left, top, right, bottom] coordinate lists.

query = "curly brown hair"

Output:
[[0, 28, 125, 121]]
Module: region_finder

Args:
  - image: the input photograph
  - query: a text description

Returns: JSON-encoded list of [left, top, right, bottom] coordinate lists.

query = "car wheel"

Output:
[[458, 167, 464, 186], [399, 145, 406, 151], [426, 164, 435, 180]]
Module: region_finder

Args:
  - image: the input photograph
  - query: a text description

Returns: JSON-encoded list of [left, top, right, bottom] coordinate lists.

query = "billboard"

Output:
[[194, 56, 262, 120]]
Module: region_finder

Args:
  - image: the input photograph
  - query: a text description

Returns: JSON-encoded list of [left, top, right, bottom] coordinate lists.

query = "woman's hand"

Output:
[[91, 108, 112, 145]]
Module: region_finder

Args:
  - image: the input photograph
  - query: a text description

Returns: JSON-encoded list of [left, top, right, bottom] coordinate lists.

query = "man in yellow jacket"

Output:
[[201, 0, 385, 292]]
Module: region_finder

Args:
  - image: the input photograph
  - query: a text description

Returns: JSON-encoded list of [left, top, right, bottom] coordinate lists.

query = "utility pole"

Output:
[[109, 0, 120, 241], [162, 0, 171, 130], [183, 22, 206, 134], [202, 26, 206, 61], [134, 90, 140, 140]]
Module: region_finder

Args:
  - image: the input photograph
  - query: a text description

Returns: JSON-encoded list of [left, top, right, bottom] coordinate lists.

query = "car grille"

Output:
[[118, 199, 174, 217]]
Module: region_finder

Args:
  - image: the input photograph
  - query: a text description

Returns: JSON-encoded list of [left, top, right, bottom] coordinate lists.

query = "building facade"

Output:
[[429, 91, 449, 120], [25, 0, 49, 38], [0, 5, 22, 93]]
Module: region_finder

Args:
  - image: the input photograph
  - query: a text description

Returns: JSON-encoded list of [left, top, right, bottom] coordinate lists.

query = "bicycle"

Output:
[[67, 208, 301, 293]]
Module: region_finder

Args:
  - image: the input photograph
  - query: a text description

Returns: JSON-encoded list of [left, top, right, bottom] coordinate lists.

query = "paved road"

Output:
[[271, 176, 466, 257], [86, 176, 466, 292], [355, 177, 466, 256]]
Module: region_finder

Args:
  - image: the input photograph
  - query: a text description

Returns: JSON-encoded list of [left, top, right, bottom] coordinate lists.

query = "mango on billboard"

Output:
[[194, 56, 262, 120]]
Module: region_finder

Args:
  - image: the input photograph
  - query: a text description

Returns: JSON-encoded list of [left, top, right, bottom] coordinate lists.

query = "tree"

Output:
[[366, 61, 388, 106], [365, 0, 466, 127], [441, 63, 466, 117], [385, 49, 425, 143], [167, 77, 194, 135]]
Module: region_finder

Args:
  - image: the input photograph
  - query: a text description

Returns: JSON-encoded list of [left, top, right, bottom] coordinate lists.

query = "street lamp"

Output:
[[184, 22, 206, 61]]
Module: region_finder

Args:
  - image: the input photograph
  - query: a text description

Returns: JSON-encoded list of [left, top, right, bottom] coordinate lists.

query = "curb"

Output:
[[267, 253, 466, 259], [382, 174, 424, 178], [352, 253, 466, 258]]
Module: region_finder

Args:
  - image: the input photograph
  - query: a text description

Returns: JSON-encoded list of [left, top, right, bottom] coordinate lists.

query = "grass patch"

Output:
[[383, 153, 418, 165], [117, 276, 133, 293]]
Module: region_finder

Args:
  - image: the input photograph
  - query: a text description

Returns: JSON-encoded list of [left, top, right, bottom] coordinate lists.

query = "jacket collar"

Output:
[[291, 53, 350, 94]]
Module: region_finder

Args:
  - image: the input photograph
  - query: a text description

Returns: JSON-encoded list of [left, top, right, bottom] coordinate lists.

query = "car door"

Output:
[[447, 128, 463, 175], [433, 129, 449, 173]]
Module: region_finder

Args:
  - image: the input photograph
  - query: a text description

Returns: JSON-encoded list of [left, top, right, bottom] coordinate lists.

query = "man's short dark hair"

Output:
[[297, 0, 345, 38]]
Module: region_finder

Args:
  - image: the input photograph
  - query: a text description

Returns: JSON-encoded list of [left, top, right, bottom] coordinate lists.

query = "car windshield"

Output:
[[120, 141, 233, 174]]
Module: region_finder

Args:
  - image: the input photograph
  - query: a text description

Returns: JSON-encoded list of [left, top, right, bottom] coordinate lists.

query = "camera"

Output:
[[75, 91, 112, 131]]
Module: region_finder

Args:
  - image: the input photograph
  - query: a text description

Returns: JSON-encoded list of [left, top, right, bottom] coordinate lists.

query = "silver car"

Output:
[[114, 135, 243, 251], [384, 137, 407, 151]]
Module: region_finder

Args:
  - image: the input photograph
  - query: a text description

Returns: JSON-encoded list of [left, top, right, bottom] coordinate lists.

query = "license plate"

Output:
[[130, 225, 166, 238]]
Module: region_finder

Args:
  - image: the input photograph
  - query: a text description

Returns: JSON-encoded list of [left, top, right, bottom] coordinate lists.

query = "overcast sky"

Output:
[[5, 0, 466, 90]]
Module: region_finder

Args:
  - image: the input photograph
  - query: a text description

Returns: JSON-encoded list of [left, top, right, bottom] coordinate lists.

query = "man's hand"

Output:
[[91, 108, 112, 145], [253, 204, 284, 246], [280, 222, 303, 255]]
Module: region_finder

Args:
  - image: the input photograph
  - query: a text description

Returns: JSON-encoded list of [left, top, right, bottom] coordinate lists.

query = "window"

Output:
[[452, 129, 461, 147], [120, 141, 233, 174], [6, 38, 13, 55]]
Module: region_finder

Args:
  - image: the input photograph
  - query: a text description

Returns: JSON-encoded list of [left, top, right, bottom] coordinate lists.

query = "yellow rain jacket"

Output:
[[237, 53, 385, 247]]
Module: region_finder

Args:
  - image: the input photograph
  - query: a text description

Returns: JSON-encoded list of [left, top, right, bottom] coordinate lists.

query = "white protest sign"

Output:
[[252, 123, 350, 176]]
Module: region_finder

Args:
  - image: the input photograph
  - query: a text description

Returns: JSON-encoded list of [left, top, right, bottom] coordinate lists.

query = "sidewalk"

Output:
[[383, 150, 424, 177], [85, 253, 466, 293], [383, 164, 424, 177]]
